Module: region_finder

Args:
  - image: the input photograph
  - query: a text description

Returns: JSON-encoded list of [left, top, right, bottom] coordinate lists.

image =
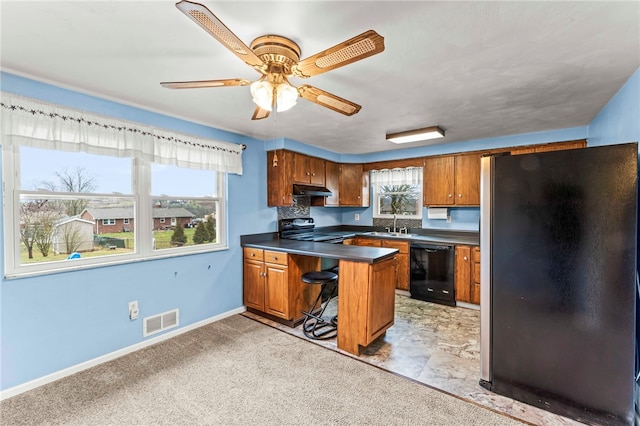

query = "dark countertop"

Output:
[[242, 239, 398, 264], [316, 226, 479, 246], [240, 227, 479, 261]]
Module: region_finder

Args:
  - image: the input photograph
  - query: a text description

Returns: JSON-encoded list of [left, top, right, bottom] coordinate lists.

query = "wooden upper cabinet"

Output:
[[324, 161, 340, 206], [309, 157, 325, 186], [423, 156, 455, 205], [339, 163, 369, 207], [267, 150, 293, 207], [511, 140, 587, 155], [454, 153, 481, 205], [424, 153, 480, 206], [293, 152, 325, 186], [510, 146, 536, 156]]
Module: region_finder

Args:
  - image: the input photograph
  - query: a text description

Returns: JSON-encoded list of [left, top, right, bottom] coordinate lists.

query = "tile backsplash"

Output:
[[277, 196, 310, 219], [373, 217, 422, 230]]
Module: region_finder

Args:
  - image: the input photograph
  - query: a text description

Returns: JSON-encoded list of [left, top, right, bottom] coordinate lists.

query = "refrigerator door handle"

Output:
[[479, 155, 493, 383]]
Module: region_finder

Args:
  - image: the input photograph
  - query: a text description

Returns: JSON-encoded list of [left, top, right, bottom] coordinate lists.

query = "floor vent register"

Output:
[[143, 309, 179, 337]]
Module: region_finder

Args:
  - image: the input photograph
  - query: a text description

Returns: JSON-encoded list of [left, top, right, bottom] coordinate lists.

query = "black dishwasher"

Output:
[[409, 243, 455, 306]]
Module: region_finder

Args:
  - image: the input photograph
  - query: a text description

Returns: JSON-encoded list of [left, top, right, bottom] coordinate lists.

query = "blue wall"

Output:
[[0, 72, 270, 391], [589, 68, 640, 148], [1, 65, 638, 393], [587, 67, 640, 277]]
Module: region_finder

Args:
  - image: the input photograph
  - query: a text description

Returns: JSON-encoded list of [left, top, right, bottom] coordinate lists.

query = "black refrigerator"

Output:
[[479, 143, 638, 425]]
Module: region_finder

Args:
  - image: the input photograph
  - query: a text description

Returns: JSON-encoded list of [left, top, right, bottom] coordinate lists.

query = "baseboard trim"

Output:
[[456, 301, 480, 310], [0, 306, 246, 401]]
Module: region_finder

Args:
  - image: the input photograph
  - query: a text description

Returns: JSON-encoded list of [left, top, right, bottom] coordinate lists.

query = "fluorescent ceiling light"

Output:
[[386, 126, 445, 144]]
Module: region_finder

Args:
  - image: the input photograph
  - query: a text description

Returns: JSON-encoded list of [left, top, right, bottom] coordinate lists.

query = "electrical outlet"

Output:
[[128, 301, 139, 320], [354, 214, 360, 221]]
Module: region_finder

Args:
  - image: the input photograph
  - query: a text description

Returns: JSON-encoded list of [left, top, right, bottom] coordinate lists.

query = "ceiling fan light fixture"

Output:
[[386, 126, 445, 144], [250, 80, 273, 111], [276, 83, 298, 112]]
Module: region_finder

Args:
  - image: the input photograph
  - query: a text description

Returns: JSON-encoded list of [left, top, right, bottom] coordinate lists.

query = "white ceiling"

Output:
[[1, 1, 639, 154]]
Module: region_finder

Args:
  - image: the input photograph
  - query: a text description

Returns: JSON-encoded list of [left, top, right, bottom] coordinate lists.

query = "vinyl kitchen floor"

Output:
[[242, 294, 583, 426]]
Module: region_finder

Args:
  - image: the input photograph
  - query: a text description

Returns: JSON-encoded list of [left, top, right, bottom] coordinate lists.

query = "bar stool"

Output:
[[301, 270, 338, 340]]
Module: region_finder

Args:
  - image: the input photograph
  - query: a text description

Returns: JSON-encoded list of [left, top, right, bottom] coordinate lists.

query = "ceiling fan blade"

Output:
[[297, 85, 362, 116], [175, 0, 265, 71], [160, 78, 252, 89], [251, 106, 270, 120], [292, 30, 385, 78]]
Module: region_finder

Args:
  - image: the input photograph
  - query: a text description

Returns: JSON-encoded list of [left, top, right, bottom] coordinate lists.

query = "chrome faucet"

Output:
[[393, 214, 397, 233]]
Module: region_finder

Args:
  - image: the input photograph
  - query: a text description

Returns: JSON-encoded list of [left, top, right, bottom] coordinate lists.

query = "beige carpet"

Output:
[[1, 315, 525, 425]]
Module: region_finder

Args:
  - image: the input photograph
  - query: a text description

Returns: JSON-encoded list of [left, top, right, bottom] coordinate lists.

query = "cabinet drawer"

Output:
[[264, 250, 288, 266], [355, 238, 382, 247], [382, 240, 409, 254], [244, 247, 264, 261]]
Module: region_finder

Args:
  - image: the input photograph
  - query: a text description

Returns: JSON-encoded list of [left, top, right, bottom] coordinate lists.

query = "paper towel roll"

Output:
[[427, 207, 448, 220]]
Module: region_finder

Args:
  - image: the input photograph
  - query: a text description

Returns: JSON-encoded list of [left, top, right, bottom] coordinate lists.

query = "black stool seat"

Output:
[[301, 270, 338, 340], [301, 271, 338, 284]]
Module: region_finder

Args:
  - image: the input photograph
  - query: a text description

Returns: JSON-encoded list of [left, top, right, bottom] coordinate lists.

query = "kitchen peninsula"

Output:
[[241, 237, 398, 355]]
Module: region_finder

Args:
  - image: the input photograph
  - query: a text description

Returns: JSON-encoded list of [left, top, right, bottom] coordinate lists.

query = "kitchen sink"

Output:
[[363, 231, 418, 238]]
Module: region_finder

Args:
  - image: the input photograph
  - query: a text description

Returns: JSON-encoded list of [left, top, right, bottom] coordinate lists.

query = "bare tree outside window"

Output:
[[38, 168, 97, 216], [63, 224, 84, 254], [20, 199, 64, 258]]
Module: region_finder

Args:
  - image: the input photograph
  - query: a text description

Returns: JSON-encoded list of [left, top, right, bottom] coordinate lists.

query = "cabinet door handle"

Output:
[[250, 253, 255, 257], [458, 194, 462, 198], [448, 194, 453, 198], [442, 290, 450, 294], [464, 256, 468, 261], [306, 172, 310, 176]]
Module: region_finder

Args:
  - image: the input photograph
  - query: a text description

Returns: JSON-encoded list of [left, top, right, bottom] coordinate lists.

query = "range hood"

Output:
[[292, 184, 332, 197]]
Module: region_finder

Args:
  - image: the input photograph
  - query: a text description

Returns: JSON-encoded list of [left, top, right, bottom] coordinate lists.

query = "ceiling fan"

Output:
[[160, 0, 385, 120]]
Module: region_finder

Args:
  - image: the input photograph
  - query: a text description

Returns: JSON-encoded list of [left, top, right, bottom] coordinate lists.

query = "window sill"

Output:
[[4, 245, 230, 280]]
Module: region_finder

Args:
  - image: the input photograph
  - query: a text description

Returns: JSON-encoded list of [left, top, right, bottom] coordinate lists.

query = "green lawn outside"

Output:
[[19, 228, 215, 263]]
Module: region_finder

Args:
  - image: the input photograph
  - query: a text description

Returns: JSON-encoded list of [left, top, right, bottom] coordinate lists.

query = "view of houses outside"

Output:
[[18, 147, 218, 264]]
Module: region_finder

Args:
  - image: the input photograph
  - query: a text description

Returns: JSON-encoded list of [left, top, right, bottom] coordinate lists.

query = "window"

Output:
[[151, 164, 220, 251], [3, 146, 227, 276], [2, 92, 241, 277], [371, 167, 423, 219]]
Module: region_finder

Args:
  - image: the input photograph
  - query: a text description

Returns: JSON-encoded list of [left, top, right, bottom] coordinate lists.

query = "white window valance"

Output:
[[0, 92, 243, 175], [371, 167, 423, 187]]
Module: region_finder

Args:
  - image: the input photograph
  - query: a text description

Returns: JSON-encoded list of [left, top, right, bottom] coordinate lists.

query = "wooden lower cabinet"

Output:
[[337, 256, 397, 354], [243, 248, 320, 324], [354, 237, 409, 290], [381, 240, 409, 291], [454, 245, 480, 305]]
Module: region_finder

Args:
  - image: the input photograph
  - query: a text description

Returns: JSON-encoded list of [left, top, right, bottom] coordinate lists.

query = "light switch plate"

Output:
[[129, 300, 139, 320]]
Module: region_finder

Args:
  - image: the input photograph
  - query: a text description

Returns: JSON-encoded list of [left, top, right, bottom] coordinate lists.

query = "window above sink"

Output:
[[371, 167, 423, 220]]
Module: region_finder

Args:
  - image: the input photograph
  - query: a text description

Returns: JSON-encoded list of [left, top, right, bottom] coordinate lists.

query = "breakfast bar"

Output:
[[242, 239, 398, 355]]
